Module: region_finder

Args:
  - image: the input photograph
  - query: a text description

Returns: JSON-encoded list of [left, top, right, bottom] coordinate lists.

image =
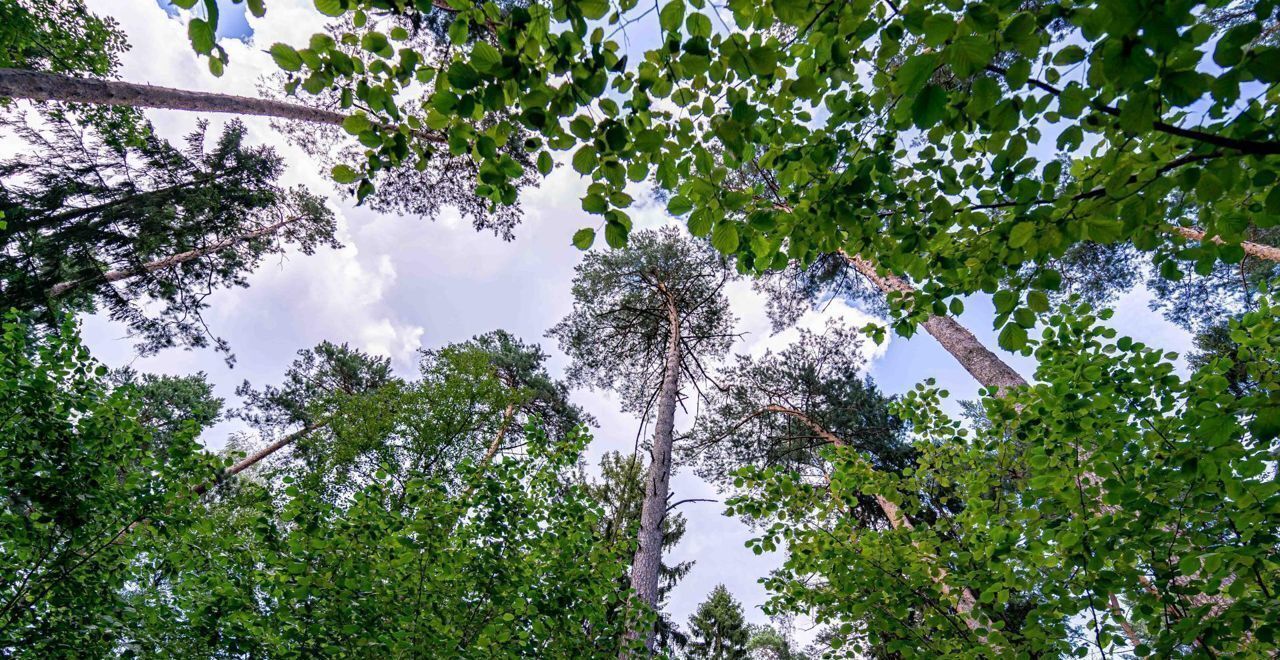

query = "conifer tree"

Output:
[[550, 226, 736, 651], [1, 114, 336, 356], [687, 584, 750, 660]]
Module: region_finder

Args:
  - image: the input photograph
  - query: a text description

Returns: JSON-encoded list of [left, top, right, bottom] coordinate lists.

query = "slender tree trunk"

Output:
[[840, 252, 1028, 392], [0, 68, 347, 125], [623, 281, 683, 654], [47, 216, 301, 298], [461, 402, 516, 498], [480, 402, 517, 467], [193, 421, 324, 496]]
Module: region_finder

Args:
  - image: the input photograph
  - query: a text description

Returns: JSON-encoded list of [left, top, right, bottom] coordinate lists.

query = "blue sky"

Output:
[[64, 0, 1200, 643]]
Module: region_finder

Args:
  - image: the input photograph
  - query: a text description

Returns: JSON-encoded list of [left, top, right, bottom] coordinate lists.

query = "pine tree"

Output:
[[549, 226, 736, 651], [687, 585, 750, 660], [0, 114, 336, 356], [587, 451, 693, 654]]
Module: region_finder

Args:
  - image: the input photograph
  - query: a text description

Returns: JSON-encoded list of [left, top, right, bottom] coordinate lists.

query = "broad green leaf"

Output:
[[711, 222, 739, 253], [269, 43, 304, 71], [572, 228, 596, 249]]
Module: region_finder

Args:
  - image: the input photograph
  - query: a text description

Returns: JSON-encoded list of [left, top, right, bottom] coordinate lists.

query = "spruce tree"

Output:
[[687, 584, 750, 660]]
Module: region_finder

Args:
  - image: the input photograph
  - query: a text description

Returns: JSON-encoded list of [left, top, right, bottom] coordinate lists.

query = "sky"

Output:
[[56, 0, 1199, 643]]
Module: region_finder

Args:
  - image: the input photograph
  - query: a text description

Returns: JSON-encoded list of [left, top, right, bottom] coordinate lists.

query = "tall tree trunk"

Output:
[[47, 215, 302, 298], [0, 68, 347, 125], [840, 252, 1028, 392], [623, 280, 683, 654]]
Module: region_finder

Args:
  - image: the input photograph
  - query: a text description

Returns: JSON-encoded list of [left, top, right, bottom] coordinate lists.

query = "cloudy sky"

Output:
[[52, 0, 1197, 638]]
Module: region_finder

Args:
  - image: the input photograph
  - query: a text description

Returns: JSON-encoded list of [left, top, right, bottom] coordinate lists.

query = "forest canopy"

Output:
[[1, 0, 1278, 657]]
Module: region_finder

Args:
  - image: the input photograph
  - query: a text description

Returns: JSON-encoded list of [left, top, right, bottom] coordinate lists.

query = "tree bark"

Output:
[[48, 216, 302, 298], [0, 68, 347, 125], [840, 252, 1028, 392], [1170, 226, 1280, 263], [623, 278, 683, 654]]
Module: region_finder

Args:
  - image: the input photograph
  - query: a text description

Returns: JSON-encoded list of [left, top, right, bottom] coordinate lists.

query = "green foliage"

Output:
[[196, 0, 1279, 355], [128, 423, 633, 657], [687, 584, 750, 659], [729, 297, 1280, 657], [549, 227, 736, 414], [0, 0, 126, 76], [0, 116, 337, 358], [0, 313, 218, 655]]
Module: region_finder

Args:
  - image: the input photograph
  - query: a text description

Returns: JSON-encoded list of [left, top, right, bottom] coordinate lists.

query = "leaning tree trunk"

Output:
[[1170, 225, 1280, 262], [193, 421, 325, 496], [0, 68, 347, 125], [623, 281, 684, 655], [841, 252, 1149, 649], [841, 251, 1028, 392], [48, 215, 303, 298]]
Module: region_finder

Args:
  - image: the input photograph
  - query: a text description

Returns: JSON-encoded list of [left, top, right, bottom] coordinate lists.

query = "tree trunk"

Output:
[[193, 421, 324, 496], [0, 68, 347, 125], [840, 252, 1028, 393], [1170, 226, 1280, 263], [48, 215, 302, 298], [623, 280, 683, 654]]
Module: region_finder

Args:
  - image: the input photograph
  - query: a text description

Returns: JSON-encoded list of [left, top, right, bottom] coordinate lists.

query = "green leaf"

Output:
[[1250, 405, 1280, 441], [342, 113, 373, 135], [448, 18, 469, 44], [471, 42, 502, 74], [946, 36, 994, 77], [993, 290, 1017, 314], [711, 222, 740, 253], [896, 54, 939, 95], [582, 193, 608, 214], [188, 18, 215, 55], [667, 196, 693, 216], [577, 0, 609, 20], [537, 152, 554, 175], [571, 228, 596, 250], [1009, 222, 1035, 248], [572, 146, 598, 175], [1052, 45, 1087, 65], [922, 14, 954, 47], [998, 322, 1028, 350], [659, 0, 685, 33], [314, 0, 345, 17], [331, 164, 360, 184], [604, 221, 628, 248], [269, 43, 304, 72], [747, 47, 778, 76], [447, 62, 481, 89], [911, 84, 949, 128]]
